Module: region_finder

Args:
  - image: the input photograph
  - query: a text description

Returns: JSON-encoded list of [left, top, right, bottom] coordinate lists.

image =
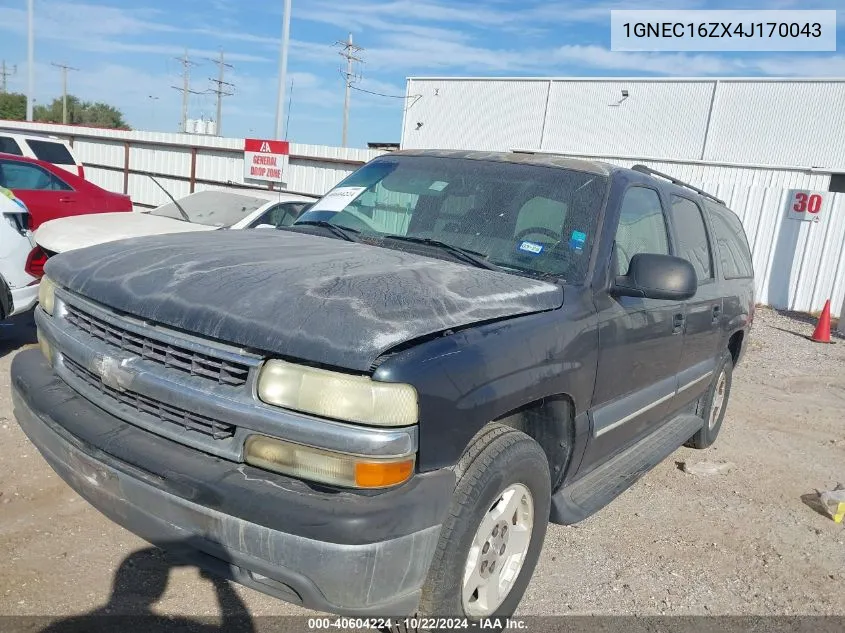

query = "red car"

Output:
[[0, 153, 132, 229]]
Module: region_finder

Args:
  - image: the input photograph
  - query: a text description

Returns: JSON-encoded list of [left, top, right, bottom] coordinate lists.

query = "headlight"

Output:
[[257, 359, 418, 427], [244, 435, 414, 489], [38, 276, 56, 315]]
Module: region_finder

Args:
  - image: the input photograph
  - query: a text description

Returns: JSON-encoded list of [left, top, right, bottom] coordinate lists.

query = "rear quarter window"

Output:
[[0, 136, 23, 155], [26, 139, 76, 165], [704, 201, 754, 280]]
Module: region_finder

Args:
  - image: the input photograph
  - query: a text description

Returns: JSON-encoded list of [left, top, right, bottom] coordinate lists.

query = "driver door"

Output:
[[581, 184, 685, 472]]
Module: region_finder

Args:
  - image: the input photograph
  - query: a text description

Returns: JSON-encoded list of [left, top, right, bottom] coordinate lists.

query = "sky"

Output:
[[0, 0, 843, 148]]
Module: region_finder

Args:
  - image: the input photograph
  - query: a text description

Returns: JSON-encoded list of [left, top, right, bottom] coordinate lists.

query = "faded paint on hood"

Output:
[[34, 212, 216, 254], [44, 230, 563, 371]]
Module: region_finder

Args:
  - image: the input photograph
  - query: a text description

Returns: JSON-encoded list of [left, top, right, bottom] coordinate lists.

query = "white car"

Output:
[[0, 187, 39, 319], [0, 130, 85, 178], [33, 188, 317, 256]]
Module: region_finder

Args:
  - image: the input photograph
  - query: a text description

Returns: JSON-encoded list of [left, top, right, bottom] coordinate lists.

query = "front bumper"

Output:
[[12, 350, 454, 616]]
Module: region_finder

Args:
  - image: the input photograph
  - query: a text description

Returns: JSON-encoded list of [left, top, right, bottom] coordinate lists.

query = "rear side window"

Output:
[[705, 201, 754, 279], [26, 139, 75, 165], [0, 136, 23, 155], [614, 186, 669, 275], [670, 196, 713, 281]]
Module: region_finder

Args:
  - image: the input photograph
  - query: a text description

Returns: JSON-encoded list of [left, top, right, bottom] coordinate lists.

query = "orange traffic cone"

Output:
[[810, 299, 833, 344]]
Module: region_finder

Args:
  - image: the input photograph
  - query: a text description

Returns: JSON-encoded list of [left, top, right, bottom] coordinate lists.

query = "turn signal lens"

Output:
[[37, 330, 53, 366], [354, 460, 415, 488], [244, 435, 414, 489]]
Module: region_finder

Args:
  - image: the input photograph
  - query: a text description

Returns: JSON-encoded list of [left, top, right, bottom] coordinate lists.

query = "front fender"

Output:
[[374, 287, 598, 472]]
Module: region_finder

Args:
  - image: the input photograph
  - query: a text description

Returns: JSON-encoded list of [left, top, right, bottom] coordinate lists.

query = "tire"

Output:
[[686, 350, 734, 449], [416, 423, 551, 628]]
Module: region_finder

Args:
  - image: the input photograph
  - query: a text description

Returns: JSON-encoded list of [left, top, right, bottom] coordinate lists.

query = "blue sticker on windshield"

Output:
[[569, 230, 587, 251], [518, 240, 544, 255]]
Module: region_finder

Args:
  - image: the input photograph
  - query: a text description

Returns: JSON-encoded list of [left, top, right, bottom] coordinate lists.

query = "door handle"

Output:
[[673, 313, 685, 335], [712, 305, 721, 324], [58, 197, 74, 203]]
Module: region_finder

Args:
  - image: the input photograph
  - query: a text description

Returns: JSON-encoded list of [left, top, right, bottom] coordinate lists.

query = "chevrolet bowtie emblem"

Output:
[[94, 355, 134, 392]]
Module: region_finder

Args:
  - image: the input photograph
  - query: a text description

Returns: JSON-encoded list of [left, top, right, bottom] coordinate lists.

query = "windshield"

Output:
[[295, 155, 608, 282], [150, 190, 269, 227]]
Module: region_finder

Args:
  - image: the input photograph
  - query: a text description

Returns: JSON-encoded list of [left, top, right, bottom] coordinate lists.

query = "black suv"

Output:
[[13, 150, 754, 623]]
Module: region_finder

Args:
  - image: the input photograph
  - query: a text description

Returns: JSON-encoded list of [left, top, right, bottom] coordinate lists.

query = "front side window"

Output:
[[614, 187, 669, 275], [670, 195, 713, 281], [0, 160, 71, 191], [295, 156, 609, 282]]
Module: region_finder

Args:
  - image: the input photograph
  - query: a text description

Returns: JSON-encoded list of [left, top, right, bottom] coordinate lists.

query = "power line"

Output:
[[0, 61, 17, 93], [206, 50, 234, 136], [51, 62, 80, 124], [171, 50, 203, 133], [334, 32, 364, 147]]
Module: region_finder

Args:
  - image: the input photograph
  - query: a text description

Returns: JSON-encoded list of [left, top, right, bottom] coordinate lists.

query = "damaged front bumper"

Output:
[[12, 350, 454, 616]]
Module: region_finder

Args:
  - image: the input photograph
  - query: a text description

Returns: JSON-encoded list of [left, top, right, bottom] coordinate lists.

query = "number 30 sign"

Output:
[[787, 190, 825, 223]]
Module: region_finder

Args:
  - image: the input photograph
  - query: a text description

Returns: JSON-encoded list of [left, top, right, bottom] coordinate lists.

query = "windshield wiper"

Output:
[[293, 220, 360, 242], [381, 235, 502, 271], [147, 175, 191, 222]]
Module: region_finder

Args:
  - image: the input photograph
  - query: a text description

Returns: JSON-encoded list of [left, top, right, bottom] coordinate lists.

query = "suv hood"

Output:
[[45, 230, 563, 371]]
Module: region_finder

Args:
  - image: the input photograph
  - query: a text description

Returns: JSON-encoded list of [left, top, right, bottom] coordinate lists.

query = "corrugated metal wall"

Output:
[[403, 77, 845, 171], [0, 121, 385, 209], [541, 80, 715, 158], [404, 80, 549, 151]]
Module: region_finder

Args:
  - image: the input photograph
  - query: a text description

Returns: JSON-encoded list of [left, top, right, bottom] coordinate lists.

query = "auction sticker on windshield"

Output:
[[309, 187, 367, 212]]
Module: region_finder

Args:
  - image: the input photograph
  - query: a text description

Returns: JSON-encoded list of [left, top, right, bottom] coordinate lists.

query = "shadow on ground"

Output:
[[0, 310, 37, 359], [37, 545, 257, 633]]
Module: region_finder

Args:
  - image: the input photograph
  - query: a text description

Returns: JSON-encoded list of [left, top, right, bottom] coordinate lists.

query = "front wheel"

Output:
[[417, 424, 551, 625]]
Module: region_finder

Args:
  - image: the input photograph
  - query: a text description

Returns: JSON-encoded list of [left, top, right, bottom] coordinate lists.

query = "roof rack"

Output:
[[631, 164, 724, 205]]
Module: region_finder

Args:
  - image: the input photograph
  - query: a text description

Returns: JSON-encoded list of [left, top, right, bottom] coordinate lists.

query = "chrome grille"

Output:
[[63, 302, 250, 387], [64, 357, 236, 440]]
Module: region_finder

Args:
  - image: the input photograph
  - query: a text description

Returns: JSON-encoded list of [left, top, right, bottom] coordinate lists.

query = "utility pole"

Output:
[[336, 33, 363, 147], [274, 0, 292, 140], [26, 0, 34, 121], [171, 50, 202, 133], [51, 62, 79, 124], [206, 50, 234, 136], [0, 61, 17, 93]]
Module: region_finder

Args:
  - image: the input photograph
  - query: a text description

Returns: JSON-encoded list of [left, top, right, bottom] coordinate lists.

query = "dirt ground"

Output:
[[0, 306, 843, 627]]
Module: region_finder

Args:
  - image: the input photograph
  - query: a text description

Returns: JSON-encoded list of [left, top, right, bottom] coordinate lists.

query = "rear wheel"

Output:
[[416, 424, 551, 628], [687, 350, 733, 449]]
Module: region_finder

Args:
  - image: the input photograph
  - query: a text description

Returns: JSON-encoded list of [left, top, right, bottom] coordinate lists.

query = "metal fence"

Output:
[[0, 121, 386, 209]]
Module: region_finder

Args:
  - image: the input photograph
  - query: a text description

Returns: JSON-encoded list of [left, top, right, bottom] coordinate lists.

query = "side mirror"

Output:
[[611, 253, 697, 301]]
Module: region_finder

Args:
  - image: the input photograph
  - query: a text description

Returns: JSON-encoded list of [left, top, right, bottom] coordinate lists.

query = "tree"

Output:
[[34, 95, 130, 129], [0, 92, 27, 121]]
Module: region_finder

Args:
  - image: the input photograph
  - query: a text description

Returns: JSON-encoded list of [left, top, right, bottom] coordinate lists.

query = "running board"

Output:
[[550, 414, 704, 525]]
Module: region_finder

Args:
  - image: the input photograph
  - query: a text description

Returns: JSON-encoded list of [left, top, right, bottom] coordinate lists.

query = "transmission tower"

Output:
[[0, 61, 17, 93], [206, 50, 234, 136], [51, 62, 79, 123], [171, 50, 204, 133], [335, 33, 364, 147]]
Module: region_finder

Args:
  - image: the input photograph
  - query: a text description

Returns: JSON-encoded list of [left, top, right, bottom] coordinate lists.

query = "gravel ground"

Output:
[[0, 306, 843, 629]]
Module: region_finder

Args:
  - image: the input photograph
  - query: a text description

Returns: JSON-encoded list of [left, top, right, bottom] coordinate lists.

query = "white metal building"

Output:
[[401, 77, 845, 191], [401, 77, 845, 317]]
